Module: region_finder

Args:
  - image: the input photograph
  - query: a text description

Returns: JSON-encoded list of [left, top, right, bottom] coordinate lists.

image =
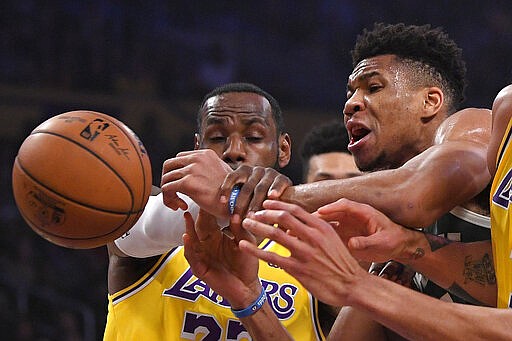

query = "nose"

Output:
[[222, 135, 246, 166], [343, 90, 364, 118]]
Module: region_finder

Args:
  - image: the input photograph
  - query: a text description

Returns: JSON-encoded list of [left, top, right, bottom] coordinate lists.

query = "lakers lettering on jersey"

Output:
[[104, 239, 325, 340], [490, 118, 512, 309]]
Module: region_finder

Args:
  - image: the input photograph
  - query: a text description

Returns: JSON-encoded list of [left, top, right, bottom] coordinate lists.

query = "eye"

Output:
[[245, 135, 264, 143], [207, 135, 226, 143], [368, 84, 382, 93]]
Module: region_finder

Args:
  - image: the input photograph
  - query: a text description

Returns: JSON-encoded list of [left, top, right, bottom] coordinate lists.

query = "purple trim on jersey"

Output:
[[111, 246, 179, 305]]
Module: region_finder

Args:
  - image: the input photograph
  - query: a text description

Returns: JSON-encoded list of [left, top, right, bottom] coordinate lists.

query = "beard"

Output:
[[356, 152, 394, 172]]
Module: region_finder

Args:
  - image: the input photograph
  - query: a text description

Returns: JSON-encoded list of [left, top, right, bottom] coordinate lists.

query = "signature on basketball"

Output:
[[106, 134, 131, 160]]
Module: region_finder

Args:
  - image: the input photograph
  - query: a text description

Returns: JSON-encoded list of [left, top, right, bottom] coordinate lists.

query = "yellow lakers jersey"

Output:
[[104, 240, 325, 340], [490, 117, 512, 308]]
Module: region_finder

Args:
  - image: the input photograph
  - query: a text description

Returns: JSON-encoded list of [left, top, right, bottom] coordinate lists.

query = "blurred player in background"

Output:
[[300, 119, 360, 183]]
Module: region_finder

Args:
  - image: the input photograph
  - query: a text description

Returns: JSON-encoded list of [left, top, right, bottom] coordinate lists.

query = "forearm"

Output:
[[114, 193, 199, 257], [225, 281, 293, 341], [282, 142, 490, 228], [239, 303, 293, 341], [345, 275, 511, 341], [397, 230, 496, 306], [281, 169, 407, 216]]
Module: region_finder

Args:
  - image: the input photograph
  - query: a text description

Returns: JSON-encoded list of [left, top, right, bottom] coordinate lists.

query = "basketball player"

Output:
[[235, 83, 512, 340], [168, 23, 492, 307], [122, 23, 492, 339], [103, 83, 326, 340], [300, 119, 360, 183]]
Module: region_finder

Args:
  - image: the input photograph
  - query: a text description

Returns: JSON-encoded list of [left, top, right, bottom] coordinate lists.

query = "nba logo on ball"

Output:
[[80, 118, 110, 141], [12, 110, 153, 249]]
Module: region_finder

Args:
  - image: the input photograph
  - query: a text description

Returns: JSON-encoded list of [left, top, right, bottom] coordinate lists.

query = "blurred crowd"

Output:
[[1, 1, 510, 107], [1, 1, 512, 339]]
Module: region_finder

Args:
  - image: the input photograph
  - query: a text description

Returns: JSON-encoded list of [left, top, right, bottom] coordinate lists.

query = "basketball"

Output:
[[12, 110, 152, 249]]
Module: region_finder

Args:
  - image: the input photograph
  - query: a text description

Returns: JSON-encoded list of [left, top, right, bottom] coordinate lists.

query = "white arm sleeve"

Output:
[[114, 192, 199, 258]]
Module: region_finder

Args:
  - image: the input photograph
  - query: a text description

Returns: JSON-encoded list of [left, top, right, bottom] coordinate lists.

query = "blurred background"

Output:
[[1, 1, 511, 340]]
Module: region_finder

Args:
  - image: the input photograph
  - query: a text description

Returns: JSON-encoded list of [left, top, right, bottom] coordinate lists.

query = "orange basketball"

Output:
[[12, 110, 152, 249]]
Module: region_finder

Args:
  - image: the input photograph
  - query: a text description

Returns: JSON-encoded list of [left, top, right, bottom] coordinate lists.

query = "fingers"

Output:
[[316, 197, 355, 215], [242, 200, 333, 259], [347, 233, 395, 263], [183, 211, 199, 244], [161, 187, 188, 211], [347, 232, 384, 252], [229, 214, 256, 245], [242, 212, 314, 261], [244, 170, 291, 212], [227, 166, 273, 216], [267, 174, 292, 199], [239, 239, 295, 270], [234, 167, 264, 215], [316, 198, 371, 224], [161, 156, 195, 210], [161, 155, 195, 183], [183, 212, 206, 278], [183, 212, 198, 258], [220, 167, 291, 218], [220, 165, 252, 204], [242, 215, 298, 250], [260, 200, 333, 240]]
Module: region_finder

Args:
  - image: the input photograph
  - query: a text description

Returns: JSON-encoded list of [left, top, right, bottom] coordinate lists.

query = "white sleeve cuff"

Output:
[[114, 193, 199, 258]]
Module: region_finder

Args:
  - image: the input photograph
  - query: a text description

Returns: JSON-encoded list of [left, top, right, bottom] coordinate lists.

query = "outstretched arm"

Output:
[[183, 210, 292, 341], [334, 271, 511, 341], [240, 200, 511, 341], [281, 108, 491, 228], [317, 198, 496, 306]]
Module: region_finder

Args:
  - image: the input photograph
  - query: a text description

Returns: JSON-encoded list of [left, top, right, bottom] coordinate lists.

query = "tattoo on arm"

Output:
[[447, 253, 496, 306], [411, 248, 425, 260], [424, 233, 452, 252], [463, 253, 496, 286]]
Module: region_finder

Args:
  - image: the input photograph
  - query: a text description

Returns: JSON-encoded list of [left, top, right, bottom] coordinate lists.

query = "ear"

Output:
[[422, 86, 444, 120], [277, 133, 292, 168], [194, 133, 201, 150]]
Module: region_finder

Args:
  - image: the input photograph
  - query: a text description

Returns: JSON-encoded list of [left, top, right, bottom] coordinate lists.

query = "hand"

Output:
[[160, 149, 232, 217], [183, 209, 261, 308], [219, 165, 292, 218], [239, 200, 368, 307], [314, 198, 414, 263]]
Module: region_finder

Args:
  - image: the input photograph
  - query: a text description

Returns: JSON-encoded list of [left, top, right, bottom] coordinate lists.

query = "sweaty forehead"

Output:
[[201, 92, 275, 128], [202, 92, 271, 115]]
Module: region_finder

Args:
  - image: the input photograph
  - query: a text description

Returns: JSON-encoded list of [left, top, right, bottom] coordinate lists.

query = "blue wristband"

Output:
[[231, 286, 267, 318], [228, 184, 242, 215]]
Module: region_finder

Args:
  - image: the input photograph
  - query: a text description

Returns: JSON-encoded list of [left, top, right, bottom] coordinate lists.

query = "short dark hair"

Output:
[[300, 120, 350, 176], [197, 82, 284, 133], [351, 23, 466, 113]]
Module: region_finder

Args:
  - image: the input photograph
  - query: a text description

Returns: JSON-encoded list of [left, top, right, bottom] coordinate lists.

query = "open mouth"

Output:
[[349, 126, 370, 145]]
